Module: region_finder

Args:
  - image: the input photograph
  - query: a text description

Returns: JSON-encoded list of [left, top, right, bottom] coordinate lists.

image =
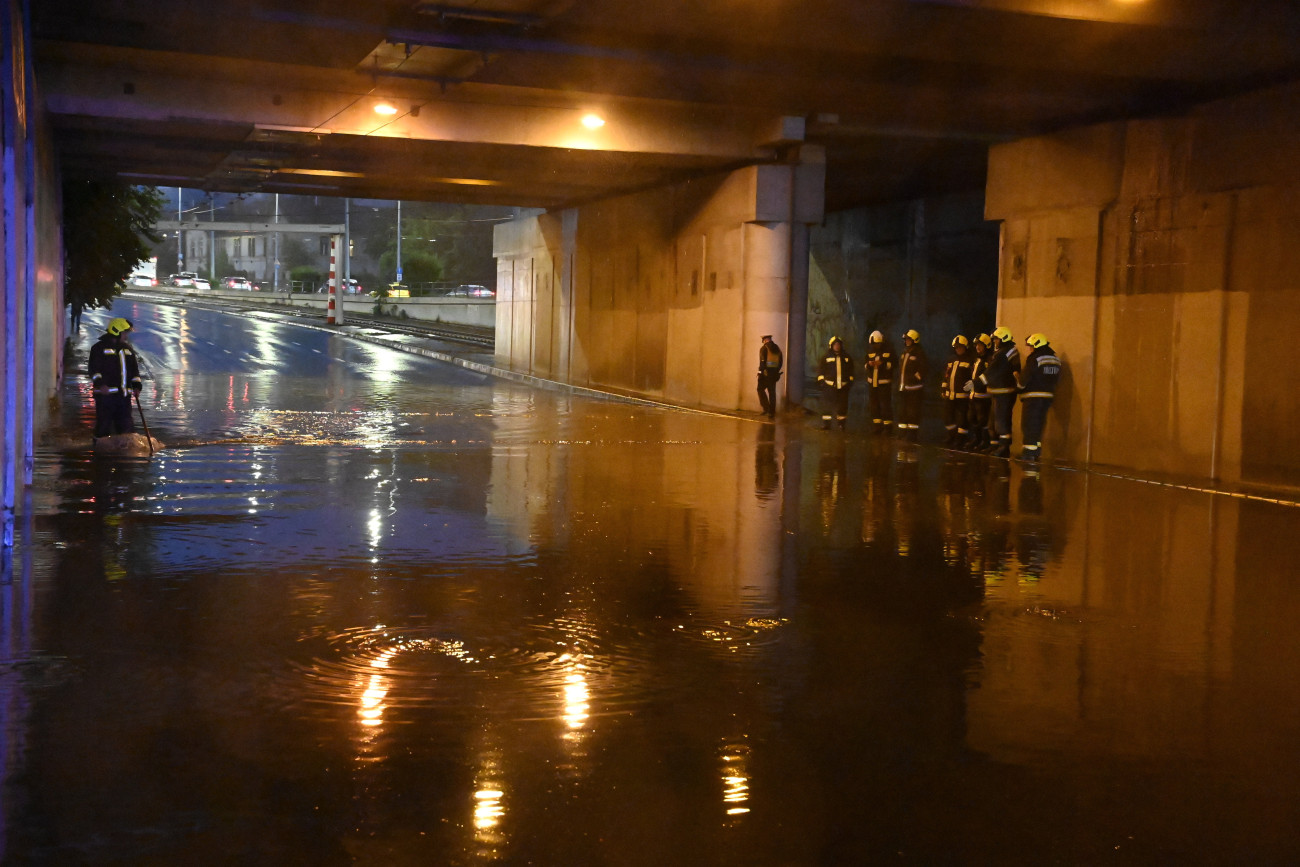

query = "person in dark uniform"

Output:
[[896, 329, 926, 442], [965, 333, 993, 451], [88, 317, 142, 440], [980, 326, 1021, 457], [940, 334, 973, 447], [69, 299, 84, 334], [1018, 333, 1062, 462], [863, 330, 894, 434], [817, 336, 854, 430], [756, 334, 783, 418]]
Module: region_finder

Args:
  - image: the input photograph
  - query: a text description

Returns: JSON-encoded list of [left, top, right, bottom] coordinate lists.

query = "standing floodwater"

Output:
[[4, 300, 1300, 864]]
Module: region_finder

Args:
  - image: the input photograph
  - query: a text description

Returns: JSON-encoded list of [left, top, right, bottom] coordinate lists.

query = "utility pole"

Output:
[[396, 199, 403, 285], [273, 193, 280, 291], [344, 198, 351, 292], [176, 187, 183, 274]]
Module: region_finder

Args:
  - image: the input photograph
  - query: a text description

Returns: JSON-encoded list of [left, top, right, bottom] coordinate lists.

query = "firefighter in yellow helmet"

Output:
[[979, 326, 1021, 457], [965, 334, 993, 450], [816, 336, 854, 430], [88, 317, 142, 440], [896, 329, 926, 442], [940, 334, 973, 447], [1018, 333, 1062, 462]]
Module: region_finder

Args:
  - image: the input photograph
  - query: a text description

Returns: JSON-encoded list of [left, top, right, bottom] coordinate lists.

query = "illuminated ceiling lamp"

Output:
[[581, 113, 605, 129], [374, 101, 399, 116]]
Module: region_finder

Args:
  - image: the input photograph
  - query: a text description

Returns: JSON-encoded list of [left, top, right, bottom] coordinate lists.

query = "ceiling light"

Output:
[[581, 113, 605, 129], [374, 102, 399, 116]]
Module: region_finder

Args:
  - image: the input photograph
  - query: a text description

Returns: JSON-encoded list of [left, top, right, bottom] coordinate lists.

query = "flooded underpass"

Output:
[[4, 299, 1300, 864]]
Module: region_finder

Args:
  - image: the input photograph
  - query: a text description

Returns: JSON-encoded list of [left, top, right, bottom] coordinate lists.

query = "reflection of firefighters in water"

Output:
[[815, 438, 848, 538], [863, 331, 894, 435], [816, 336, 854, 430], [88, 317, 142, 441], [756, 334, 783, 418], [940, 335, 973, 447], [965, 334, 993, 451], [1018, 333, 1062, 463], [980, 327, 1021, 458], [896, 330, 926, 442]]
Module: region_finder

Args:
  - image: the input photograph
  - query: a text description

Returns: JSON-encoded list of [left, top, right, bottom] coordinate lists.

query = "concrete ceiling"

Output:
[[32, 0, 1300, 212]]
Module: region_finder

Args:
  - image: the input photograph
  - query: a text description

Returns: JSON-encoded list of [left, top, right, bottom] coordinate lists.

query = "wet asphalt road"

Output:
[[3, 299, 1300, 865]]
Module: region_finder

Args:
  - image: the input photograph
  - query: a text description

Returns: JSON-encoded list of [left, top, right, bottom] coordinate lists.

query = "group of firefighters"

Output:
[[759, 328, 1062, 462]]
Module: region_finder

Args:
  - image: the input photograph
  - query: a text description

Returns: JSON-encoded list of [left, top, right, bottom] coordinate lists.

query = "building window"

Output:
[[320, 236, 330, 256]]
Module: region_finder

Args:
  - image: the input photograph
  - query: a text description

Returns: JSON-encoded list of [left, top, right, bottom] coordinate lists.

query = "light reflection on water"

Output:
[[7, 302, 1300, 863]]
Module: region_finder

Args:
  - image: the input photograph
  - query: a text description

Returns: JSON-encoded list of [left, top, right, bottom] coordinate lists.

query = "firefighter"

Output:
[[980, 326, 1021, 457], [940, 335, 973, 447], [756, 334, 784, 418], [1018, 333, 1062, 462], [965, 333, 993, 451], [863, 330, 894, 434], [896, 329, 926, 442], [817, 336, 854, 430], [88, 317, 142, 440]]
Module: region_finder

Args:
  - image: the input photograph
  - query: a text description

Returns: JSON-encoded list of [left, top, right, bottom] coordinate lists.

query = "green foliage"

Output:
[[63, 182, 163, 309], [290, 265, 323, 289], [378, 247, 443, 285]]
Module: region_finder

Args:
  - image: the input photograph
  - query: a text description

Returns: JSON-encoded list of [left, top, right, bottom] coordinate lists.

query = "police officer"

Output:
[[88, 317, 142, 440], [940, 335, 973, 447], [817, 336, 854, 430], [756, 334, 784, 418], [980, 326, 1021, 457], [896, 329, 926, 442], [863, 330, 894, 434], [965, 333, 993, 451], [1019, 333, 1062, 462]]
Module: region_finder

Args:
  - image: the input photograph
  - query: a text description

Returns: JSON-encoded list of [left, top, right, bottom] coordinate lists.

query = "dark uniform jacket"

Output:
[[969, 352, 991, 399], [817, 351, 854, 390], [982, 342, 1021, 394], [941, 352, 973, 400], [758, 343, 784, 378], [897, 345, 926, 392], [864, 347, 893, 387], [1020, 345, 1062, 398], [88, 336, 142, 394]]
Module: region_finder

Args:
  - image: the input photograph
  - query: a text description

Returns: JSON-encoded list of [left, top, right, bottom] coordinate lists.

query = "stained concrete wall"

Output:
[[987, 81, 1300, 488], [494, 164, 819, 413], [807, 193, 1000, 377], [3, 0, 65, 537]]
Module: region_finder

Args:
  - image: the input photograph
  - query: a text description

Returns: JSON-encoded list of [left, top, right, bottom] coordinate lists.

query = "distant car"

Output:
[[447, 284, 495, 298], [344, 278, 363, 295], [129, 274, 156, 287], [169, 272, 197, 288], [194, 277, 211, 291], [222, 276, 252, 291]]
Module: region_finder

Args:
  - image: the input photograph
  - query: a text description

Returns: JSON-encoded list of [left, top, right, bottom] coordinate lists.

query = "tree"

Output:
[[63, 182, 163, 310]]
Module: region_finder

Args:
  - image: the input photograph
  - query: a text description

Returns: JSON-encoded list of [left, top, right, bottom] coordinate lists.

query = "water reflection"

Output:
[[10, 300, 1300, 864]]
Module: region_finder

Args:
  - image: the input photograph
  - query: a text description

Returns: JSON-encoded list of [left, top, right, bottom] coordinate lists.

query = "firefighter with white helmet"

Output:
[[816, 336, 854, 430], [863, 330, 894, 434]]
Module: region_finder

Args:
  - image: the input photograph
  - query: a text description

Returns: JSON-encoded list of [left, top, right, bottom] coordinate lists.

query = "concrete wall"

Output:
[[807, 193, 1000, 377], [494, 163, 820, 413], [3, 0, 64, 540], [986, 81, 1300, 488]]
